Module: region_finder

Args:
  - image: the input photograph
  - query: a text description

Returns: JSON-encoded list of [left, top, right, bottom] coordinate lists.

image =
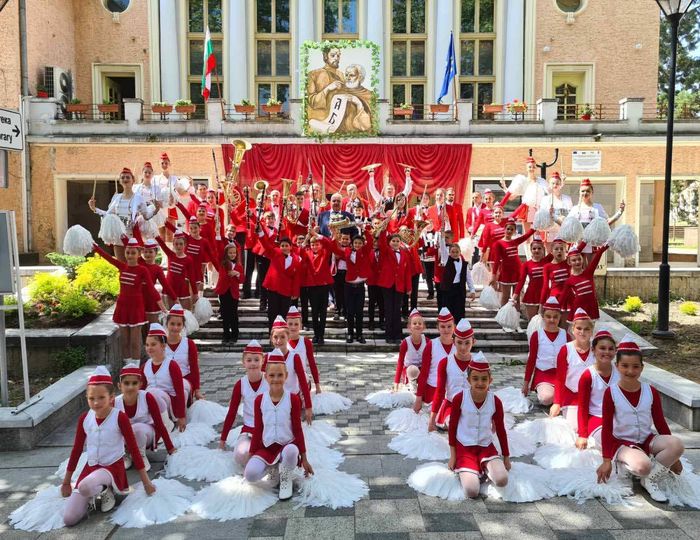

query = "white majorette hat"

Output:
[[271, 316, 288, 330], [437, 307, 454, 323], [168, 304, 185, 318], [120, 363, 141, 379], [286, 306, 301, 319], [617, 334, 641, 353], [143, 238, 159, 249], [148, 322, 167, 338], [244, 339, 264, 355], [267, 348, 286, 363], [572, 308, 591, 322], [454, 318, 474, 339], [542, 296, 561, 311], [88, 366, 113, 386], [469, 351, 490, 372], [409, 308, 422, 319]]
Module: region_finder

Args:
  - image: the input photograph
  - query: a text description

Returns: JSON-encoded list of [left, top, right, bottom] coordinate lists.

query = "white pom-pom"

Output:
[[303, 420, 342, 448], [152, 208, 167, 228], [513, 417, 576, 447], [458, 237, 475, 261], [504, 412, 516, 430], [187, 399, 227, 426], [9, 486, 68, 532], [171, 422, 217, 448], [486, 462, 556, 503], [389, 430, 450, 460], [479, 285, 501, 310], [110, 478, 195, 528], [494, 386, 531, 414], [225, 426, 244, 447], [657, 469, 700, 509], [63, 225, 94, 257], [193, 297, 214, 325], [176, 177, 191, 192], [495, 300, 521, 332], [558, 215, 584, 243], [507, 174, 528, 197], [608, 224, 639, 258], [534, 445, 602, 469], [306, 441, 345, 471], [366, 389, 415, 409], [471, 262, 492, 287], [526, 314, 544, 340], [312, 391, 353, 415], [523, 182, 542, 208], [184, 309, 200, 335], [137, 216, 159, 239], [533, 208, 554, 231], [407, 462, 465, 500], [582, 217, 611, 246], [55, 451, 87, 482], [549, 468, 633, 505], [294, 468, 368, 509], [384, 408, 429, 432], [165, 446, 239, 482], [98, 213, 126, 245], [190, 476, 277, 521], [502, 428, 537, 457]]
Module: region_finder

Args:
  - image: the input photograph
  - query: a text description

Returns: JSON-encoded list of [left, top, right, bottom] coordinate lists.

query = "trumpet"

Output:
[[254, 180, 268, 222]]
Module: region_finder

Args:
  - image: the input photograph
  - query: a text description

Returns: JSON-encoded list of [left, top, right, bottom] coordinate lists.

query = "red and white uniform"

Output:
[[465, 204, 484, 236], [376, 231, 412, 293], [577, 366, 620, 441], [329, 229, 374, 283], [491, 229, 536, 285], [472, 192, 513, 235], [394, 335, 427, 385], [115, 390, 174, 452], [524, 329, 569, 389], [213, 258, 244, 299], [140, 261, 177, 315], [299, 237, 335, 287], [288, 337, 320, 385], [66, 408, 144, 494], [514, 255, 553, 306], [601, 383, 671, 460], [559, 245, 609, 321], [539, 260, 571, 306], [448, 390, 509, 474], [416, 339, 454, 404], [257, 227, 302, 299], [427, 204, 459, 239], [478, 219, 506, 257], [448, 202, 465, 240], [432, 353, 471, 426], [554, 342, 595, 407], [220, 376, 269, 440], [165, 337, 201, 395], [249, 391, 306, 465], [141, 358, 187, 419], [93, 245, 159, 327], [262, 350, 312, 409], [167, 220, 215, 285], [155, 237, 197, 299]]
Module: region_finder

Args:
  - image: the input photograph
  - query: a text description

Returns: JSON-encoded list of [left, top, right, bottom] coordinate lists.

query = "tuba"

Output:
[[227, 139, 252, 207]]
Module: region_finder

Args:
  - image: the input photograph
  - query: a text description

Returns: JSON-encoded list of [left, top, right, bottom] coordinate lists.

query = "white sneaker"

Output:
[[99, 487, 116, 512], [278, 466, 293, 500], [139, 449, 151, 472], [123, 453, 133, 470]]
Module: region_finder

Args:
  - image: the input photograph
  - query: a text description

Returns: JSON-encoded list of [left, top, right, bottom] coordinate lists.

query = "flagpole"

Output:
[[214, 61, 225, 120], [452, 32, 459, 122]]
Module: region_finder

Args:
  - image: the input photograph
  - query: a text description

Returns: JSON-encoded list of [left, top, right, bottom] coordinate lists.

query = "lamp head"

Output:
[[655, 0, 696, 18]]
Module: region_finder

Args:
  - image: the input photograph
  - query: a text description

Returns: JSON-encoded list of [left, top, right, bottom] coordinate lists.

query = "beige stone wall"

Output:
[[534, 1, 660, 107]]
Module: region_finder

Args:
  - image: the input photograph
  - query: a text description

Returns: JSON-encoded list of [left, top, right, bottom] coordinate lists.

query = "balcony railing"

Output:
[[390, 103, 456, 121], [58, 103, 123, 121], [477, 103, 539, 122], [556, 103, 620, 122], [224, 105, 291, 122], [643, 103, 699, 121]]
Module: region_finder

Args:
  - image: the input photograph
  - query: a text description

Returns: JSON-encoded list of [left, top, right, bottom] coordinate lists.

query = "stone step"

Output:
[[201, 316, 505, 329]]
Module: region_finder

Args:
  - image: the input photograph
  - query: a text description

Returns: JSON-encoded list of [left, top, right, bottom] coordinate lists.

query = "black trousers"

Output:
[[267, 290, 291, 329], [368, 284, 384, 325], [344, 282, 366, 337], [402, 274, 420, 316], [218, 292, 239, 341], [300, 286, 310, 327], [382, 286, 403, 341], [244, 248, 256, 295], [422, 260, 435, 295], [443, 283, 466, 321], [256, 255, 270, 305], [308, 285, 330, 339], [333, 270, 347, 316], [471, 246, 481, 266]]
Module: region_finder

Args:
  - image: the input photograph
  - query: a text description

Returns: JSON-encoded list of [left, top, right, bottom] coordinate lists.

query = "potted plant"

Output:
[[66, 98, 89, 117], [262, 98, 282, 114], [482, 102, 503, 115], [506, 99, 528, 114], [97, 98, 119, 114], [234, 99, 256, 114], [393, 102, 414, 117], [430, 102, 450, 114], [580, 103, 593, 121], [175, 99, 197, 115], [151, 101, 173, 115], [36, 83, 49, 98]]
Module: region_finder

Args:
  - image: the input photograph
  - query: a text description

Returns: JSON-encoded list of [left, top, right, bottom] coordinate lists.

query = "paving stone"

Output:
[[249, 517, 287, 537], [355, 534, 411, 540], [409, 533, 484, 540], [609, 530, 691, 540], [416, 494, 488, 515], [39, 514, 116, 539], [555, 531, 615, 540], [474, 512, 555, 539], [381, 455, 424, 479], [355, 499, 425, 533], [668, 511, 700, 539], [0, 468, 58, 494], [0, 447, 71, 469], [109, 513, 252, 539], [303, 505, 354, 518], [283, 516, 354, 540], [370, 483, 418, 499], [535, 499, 622, 531], [482, 498, 539, 513], [422, 513, 479, 532], [608, 510, 678, 529]]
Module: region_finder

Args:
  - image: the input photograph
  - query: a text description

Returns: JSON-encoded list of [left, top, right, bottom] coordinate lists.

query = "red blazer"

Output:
[[258, 225, 302, 298], [426, 205, 459, 239], [448, 203, 465, 240], [376, 231, 412, 293], [329, 229, 373, 282], [387, 210, 414, 234], [213, 259, 244, 299]]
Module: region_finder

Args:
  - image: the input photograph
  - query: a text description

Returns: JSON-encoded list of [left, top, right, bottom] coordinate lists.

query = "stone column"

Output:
[[159, 0, 181, 103], [297, 0, 315, 97], [228, 0, 248, 105], [433, 0, 455, 103], [503, 0, 525, 103], [365, 0, 385, 99]]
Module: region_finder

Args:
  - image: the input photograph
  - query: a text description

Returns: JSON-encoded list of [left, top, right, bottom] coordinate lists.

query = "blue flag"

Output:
[[437, 32, 457, 104]]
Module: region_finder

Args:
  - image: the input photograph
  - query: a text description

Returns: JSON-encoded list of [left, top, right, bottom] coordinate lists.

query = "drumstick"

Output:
[[92, 179, 97, 199]]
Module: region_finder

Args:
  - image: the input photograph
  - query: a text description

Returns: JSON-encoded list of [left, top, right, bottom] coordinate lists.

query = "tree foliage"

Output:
[[658, 8, 700, 115]]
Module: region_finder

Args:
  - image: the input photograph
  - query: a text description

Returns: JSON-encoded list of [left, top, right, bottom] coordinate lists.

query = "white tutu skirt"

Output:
[[110, 478, 195, 528], [9, 486, 68, 532], [494, 387, 532, 414], [407, 462, 465, 501], [55, 451, 87, 482], [137, 216, 159, 240], [513, 417, 577, 447], [384, 408, 429, 433], [193, 297, 214, 325], [303, 420, 342, 448], [186, 399, 228, 427], [389, 429, 450, 461], [294, 468, 368, 509], [486, 462, 556, 503], [533, 445, 602, 470], [190, 476, 277, 521], [171, 422, 217, 448], [366, 389, 415, 409], [63, 225, 94, 257], [306, 441, 345, 471], [479, 285, 501, 310], [312, 391, 353, 415], [549, 467, 633, 505], [165, 446, 240, 482], [495, 301, 521, 332], [471, 262, 492, 288], [493, 429, 536, 458]]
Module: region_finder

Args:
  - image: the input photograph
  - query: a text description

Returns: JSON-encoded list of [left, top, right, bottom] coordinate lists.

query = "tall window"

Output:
[[555, 83, 577, 119], [458, 0, 496, 118], [390, 0, 426, 116], [187, 0, 223, 106], [323, 0, 358, 38], [255, 0, 291, 114]]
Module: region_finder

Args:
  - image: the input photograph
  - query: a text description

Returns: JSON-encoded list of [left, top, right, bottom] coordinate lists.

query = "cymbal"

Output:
[[280, 178, 297, 183], [398, 162, 416, 170], [360, 163, 382, 171]]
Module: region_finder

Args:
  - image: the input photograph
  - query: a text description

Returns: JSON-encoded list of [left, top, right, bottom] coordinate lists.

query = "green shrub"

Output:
[[3, 295, 17, 306], [57, 286, 99, 318], [29, 273, 70, 304], [622, 296, 644, 313], [680, 301, 698, 316], [46, 252, 86, 279], [55, 346, 88, 374], [74, 255, 119, 298]]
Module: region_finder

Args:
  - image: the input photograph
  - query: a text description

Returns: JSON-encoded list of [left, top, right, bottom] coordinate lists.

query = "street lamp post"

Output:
[[653, 0, 697, 338]]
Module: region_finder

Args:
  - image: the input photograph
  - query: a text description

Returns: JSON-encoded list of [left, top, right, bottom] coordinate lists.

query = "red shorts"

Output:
[[454, 442, 501, 474], [585, 416, 603, 439], [532, 368, 557, 388], [76, 459, 129, 494], [251, 442, 300, 466], [611, 434, 656, 461], [435, 399, 452, 427]]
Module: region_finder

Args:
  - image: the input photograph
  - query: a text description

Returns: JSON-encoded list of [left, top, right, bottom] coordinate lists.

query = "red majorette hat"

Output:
[[580, 178, 593, 189], [531, 234, 544, 245], [120, 363, 142, 379], [454, 318, 474, 339], [572, 308, 591, 322], [121, 167, 133, 177], [143, 162, 153, 169], [143, 239, 159, 249], [160, 152, 170, 161], [505, 217, 516, 225], [552, 236, 567, 245], [483, 188, 493, 195], [125, 237, 143, 249], [267, 348, 286, 363], [617, 334, 641, 353], [148, 322, 167, 338], [542, 296, 561, 311], [271, 316, 288, 330], [189, 216, 198, 223], [408, 308, 423, 319], [286, 306, 301, 319], [437, 307, 454, 324], [526, 156, 536, 164], [469, 351, 490, 371], [594, 329, 614, 341], [88, 366, 113, 386], [168, 304, 185, 318], [551, 171, 561, 180], [567, 244, 582, 257], [244, 339, 264, 355], [173, 229, 186, 239]]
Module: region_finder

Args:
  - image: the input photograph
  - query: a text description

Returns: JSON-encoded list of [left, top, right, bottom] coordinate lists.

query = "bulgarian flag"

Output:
[[201, 27, 216, 101]]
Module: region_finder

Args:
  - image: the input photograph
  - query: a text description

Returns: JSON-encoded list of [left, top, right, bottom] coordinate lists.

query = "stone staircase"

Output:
[[191, 286, 529, 355]]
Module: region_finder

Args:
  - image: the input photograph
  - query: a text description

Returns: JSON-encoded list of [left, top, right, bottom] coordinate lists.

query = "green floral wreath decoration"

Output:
[[300, 39, 380, 141]]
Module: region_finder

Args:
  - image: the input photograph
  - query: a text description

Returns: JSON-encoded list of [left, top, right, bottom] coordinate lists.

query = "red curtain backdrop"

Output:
[[222, 143, 472, 203]]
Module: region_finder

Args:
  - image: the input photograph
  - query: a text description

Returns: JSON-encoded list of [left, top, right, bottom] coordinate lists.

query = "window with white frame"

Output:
[[459, 0, 496, 118], [187, 0, 224, 105], [390, 0, 427, 115], [323, 0, 358, 38], [255, 0, 291, 114]]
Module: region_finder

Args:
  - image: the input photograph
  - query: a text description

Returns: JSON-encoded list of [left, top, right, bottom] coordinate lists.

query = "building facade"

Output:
[[1, 0, 699, 267]]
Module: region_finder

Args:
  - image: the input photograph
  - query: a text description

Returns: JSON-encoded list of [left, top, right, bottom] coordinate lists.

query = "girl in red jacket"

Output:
[[140, 238, 177, 324], [377, 230, 413, 344], [164, 304, 202, 400], [490, 218, 537, 306], [166, 217, 215, 301], [513, 234, 553, 320], [155, 231, 196, 310], [213, 242, 244, 344]]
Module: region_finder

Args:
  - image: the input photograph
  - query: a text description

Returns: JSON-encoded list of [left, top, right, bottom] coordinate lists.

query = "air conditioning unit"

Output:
[[44, 66, 73, 115]]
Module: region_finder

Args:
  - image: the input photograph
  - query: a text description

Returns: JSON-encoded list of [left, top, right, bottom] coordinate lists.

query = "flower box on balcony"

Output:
[[97, 104, 119, 114], [66, 103, 89, 114], [580, 113, 592, 121], [430, 104, 450, 113], [509, 104, 527, 114], [393, 107, 414, 117], [175, 104, 197, 115], [36, 91, 49, 98], [234, 104, 256, 114], [262, 104, 282, 114], [482, 104, 503, 114], [152, 104, 173, 114]]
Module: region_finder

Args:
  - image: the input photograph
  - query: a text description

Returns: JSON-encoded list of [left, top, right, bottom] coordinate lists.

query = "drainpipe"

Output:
[[19, 0, 32, 252]]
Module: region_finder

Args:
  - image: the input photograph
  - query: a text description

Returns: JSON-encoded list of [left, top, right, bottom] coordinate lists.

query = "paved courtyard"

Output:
[[2, 352, 700, 539]]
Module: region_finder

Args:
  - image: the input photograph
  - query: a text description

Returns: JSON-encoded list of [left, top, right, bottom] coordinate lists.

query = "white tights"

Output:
[[616, 435, 685, 477], [244, 444, 299, 483], [459, 460, 509, 498], [233, 434, 252, 468], [406, 366, 420, 384], [535, 384, 554, 406], [561, 406, 578, 431], [63, 469, 113, 526], [131, 423, 154, 451]]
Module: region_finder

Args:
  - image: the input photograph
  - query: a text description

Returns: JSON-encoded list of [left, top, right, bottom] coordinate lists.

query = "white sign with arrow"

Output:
[[0, 108, 23, 152]]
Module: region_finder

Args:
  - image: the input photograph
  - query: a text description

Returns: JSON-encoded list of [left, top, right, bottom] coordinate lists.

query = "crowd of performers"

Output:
[[23, 151, 693, 531]]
